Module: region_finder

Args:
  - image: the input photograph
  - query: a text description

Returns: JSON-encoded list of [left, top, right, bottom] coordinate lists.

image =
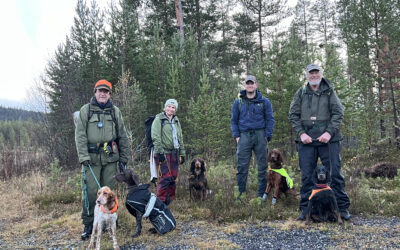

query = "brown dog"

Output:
[[262, 149, 298, 205], [189, 158, 209, 201]]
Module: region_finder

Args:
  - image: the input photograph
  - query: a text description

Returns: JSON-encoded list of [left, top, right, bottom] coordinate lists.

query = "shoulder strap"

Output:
[[86, 104, 119, 139]]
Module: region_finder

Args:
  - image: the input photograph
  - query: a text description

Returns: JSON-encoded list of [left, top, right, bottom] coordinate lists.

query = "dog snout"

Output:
[[317, 173, 326, 181]]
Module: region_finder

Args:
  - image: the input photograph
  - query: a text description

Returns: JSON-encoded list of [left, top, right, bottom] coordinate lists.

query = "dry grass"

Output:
[[1, 143, 400, 248]]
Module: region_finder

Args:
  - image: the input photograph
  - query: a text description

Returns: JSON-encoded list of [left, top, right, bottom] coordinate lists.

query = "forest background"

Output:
[[0, 0, 398, 184]]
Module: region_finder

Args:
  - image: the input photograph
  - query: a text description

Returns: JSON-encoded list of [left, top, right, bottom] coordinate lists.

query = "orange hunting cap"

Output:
[[94, 79, 112, 92]]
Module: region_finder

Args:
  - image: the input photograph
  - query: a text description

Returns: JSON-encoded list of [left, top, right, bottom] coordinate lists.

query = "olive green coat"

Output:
[[151, 112, 185, 156], [289, 78, 344, 143], [75, 98, 130, 165]]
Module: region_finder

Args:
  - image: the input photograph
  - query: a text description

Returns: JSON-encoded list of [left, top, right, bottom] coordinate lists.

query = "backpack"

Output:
[[144, 115, 165, 152]]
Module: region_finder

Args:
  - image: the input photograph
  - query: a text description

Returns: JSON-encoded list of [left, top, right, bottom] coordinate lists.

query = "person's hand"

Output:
[[266, 137, 271, 142], [82, 160, 90, 166], [235, 137, 240, 143], [158, 153, 166, 163], [180, 156, 185, 164], [119, 162, 127, 172], [300, 133, 313, 144], [317, 132, 331, 143]]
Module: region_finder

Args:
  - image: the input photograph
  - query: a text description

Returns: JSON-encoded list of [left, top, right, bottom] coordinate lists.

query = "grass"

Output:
[[1, 143, 400, 248]]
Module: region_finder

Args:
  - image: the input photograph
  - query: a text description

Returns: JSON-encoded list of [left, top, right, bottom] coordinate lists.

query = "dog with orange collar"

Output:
[[88, 186, 120, 250], [304, 165, 343, 225]]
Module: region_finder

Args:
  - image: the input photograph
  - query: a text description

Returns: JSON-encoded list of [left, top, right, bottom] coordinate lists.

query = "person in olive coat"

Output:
[[151, 99, 185, 205], [289, 64, 351, 221], [75, 79, 130, 240]]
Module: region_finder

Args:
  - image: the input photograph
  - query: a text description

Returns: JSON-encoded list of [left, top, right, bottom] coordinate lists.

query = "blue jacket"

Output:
[[230, 90, 274, 139]]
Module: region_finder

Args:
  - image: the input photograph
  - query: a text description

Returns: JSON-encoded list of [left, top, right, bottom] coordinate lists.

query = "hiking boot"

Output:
[[297, 210, 306, 221], [235, 192, 246, 203], [81, 224, 93, 240], [340, 209, 351, 220]]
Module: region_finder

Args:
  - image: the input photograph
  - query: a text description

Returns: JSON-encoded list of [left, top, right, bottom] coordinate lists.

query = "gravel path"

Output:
[[2, 216, 400, 249]]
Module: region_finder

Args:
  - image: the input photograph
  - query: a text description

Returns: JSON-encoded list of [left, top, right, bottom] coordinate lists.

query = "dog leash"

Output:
[[83, 163, 102, 215], [327, 142, 333, 185]]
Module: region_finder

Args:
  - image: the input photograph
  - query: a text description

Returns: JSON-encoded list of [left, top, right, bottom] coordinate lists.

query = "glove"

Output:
[[119, 162, 127, 172], [82, 160, 90, 167], [158, 153, 165, 163], [180, 156, 185, 164]]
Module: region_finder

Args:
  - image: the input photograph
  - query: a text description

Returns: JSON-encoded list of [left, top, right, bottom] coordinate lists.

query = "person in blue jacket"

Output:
[[231, 75, 274, 200]]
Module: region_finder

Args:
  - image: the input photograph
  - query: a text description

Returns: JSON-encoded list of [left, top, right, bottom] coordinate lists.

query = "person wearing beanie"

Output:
[[75, 79, 130, 240], [230, 75, 275, 201], [151, 98, 185, 206], [289, 64, 351, 221]]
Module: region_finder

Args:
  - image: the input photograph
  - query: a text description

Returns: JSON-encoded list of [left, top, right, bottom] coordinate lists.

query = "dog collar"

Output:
[[309, 186, 331, 200], [316, 184, 329, 188], [100, 196, 119, 214]]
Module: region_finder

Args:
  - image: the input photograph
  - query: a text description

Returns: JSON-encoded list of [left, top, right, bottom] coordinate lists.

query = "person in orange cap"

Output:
[[75, 79, 130, 240]]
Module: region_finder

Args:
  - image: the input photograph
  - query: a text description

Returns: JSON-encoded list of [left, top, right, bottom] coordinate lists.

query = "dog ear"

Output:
[[201, 159, 206, 172], [267, 151, 272, 162], [279, 152, 284, 164], [190, 159, 195, 173]]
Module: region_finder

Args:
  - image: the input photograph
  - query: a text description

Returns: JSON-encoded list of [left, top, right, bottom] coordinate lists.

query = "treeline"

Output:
[[39, 0, 400, 168], [0, 106, 43, 122]]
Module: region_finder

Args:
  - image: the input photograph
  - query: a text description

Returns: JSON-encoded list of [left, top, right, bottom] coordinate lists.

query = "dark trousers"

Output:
[[81, 161, 117, 226], [236, 129, 268, 197], [298, 142, 350, 211], [155, 151, 179, 205]]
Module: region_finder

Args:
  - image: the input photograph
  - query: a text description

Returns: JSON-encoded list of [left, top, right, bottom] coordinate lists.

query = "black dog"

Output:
[[304, 165, 343, 225], [114, 169, 176, 237], [114, 169, 143, 237], [189, 158, 209, 201]]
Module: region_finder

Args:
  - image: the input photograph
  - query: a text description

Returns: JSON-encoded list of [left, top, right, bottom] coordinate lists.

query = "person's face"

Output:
[[164, 104, 176, 117], [307, 70, 322, 86], [94, 88, 111, 104], [244, 80, 258, 93]]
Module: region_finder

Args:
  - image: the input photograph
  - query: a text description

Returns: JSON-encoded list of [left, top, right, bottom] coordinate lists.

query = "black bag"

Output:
[[144, 115, 166, 153], [145, 116, 156, 152], [126, 184, 176, 235]]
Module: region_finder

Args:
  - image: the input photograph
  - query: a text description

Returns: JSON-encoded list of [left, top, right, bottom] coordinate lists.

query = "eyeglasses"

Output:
[[245, 81, 255, 85], [98, 89, 110, 94]]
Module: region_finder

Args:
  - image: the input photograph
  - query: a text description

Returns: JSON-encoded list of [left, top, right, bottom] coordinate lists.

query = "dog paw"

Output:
[[148, 228, 157, 234], [132, 232, 141, 238], [271, 197, 277, 205]]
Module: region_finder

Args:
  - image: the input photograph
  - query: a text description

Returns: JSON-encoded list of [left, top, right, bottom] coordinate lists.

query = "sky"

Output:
[[0, 0, 76, 105], [0, 0, 298, 109]]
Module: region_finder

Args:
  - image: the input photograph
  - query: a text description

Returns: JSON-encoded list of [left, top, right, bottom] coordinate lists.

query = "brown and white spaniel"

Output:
[[88, 186, 119, 250]]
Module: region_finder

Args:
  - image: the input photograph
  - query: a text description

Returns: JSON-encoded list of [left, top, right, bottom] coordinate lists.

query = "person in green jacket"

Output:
[[289, 64, 350, 221], [75, 79, 130, 240], [151, 99, 185, 205]]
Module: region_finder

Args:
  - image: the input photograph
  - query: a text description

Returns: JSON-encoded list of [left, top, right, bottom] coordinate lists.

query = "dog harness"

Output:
[[100, 196, 119, 214], [268, 167, 294, 188], [309, 184, 331, 200]]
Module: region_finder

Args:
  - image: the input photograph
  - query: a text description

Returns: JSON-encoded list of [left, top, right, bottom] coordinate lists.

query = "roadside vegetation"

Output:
[[1, 142, 399, 249]]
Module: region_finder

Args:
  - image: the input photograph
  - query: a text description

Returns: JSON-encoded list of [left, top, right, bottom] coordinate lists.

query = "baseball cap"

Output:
[[306, 64, 322, 73], [245, 75, 257, 83], [94, 79, 112, 92]]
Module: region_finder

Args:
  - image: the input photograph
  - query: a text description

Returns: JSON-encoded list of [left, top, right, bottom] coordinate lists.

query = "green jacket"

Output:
[[151, 112, 185, 156], [75, 98, 130, 164], [289, 78, 344, 143]]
